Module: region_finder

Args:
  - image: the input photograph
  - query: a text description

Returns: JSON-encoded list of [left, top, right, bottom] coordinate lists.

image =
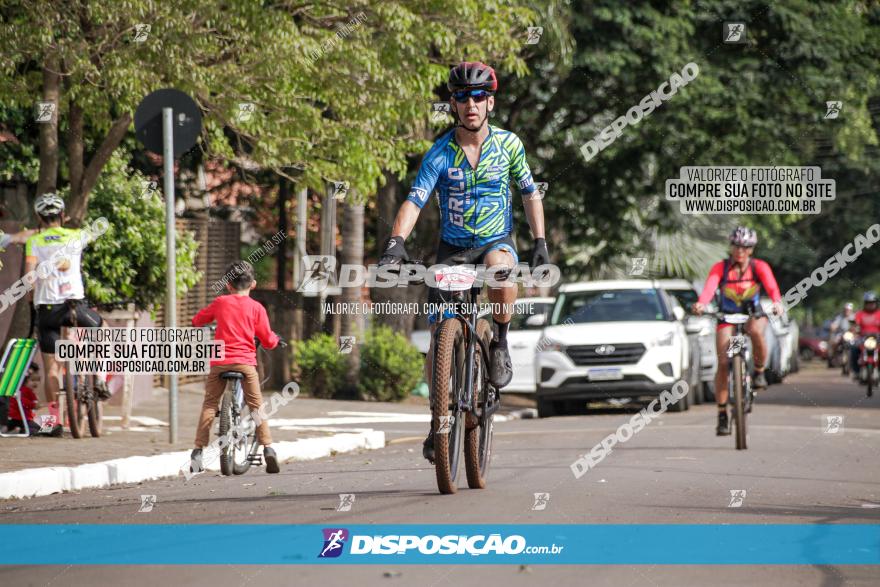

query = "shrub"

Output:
[[359, 325, 424, 402], [293, 333, 346, 398]]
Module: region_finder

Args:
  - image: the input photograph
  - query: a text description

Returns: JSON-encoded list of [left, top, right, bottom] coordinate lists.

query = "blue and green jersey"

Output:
[[406, 126, 537, 247]]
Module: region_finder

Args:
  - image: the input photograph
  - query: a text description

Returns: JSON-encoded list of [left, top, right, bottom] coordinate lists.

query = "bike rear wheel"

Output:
[[64, 371, 87, 439], [732, 355, 747, 450], [219, 385, 254, 476], [432, 319, 465, 494], [85, 376, 103, 437], [465, 319, 494, 489]]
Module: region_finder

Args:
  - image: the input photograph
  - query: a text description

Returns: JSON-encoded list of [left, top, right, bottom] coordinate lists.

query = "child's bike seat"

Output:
[[220, 372, 244, 381]]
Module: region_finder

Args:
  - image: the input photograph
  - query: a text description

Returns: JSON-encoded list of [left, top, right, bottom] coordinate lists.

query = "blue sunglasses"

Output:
[[452, 89, 492, 103]]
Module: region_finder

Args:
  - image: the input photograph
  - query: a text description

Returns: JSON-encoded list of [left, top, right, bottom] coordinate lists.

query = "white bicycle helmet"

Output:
[[729, 226, 758, 247], [34, 192, 65, 217]]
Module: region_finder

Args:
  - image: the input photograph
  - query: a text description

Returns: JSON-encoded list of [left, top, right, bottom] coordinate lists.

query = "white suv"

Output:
[[535, 280, 692, 417]]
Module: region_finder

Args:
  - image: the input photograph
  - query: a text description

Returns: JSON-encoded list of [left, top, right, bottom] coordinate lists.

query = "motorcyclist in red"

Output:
[[849, 292, 880, 379], [693, 227, 783, 436]]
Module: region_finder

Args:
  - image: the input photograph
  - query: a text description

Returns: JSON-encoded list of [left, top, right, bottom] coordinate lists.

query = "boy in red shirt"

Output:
[[5, 364, 42, 435], [189, 261, 281, 473]]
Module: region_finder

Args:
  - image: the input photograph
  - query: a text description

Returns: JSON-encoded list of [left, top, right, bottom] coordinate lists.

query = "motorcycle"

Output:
[[857, 334, 878, 398], [841, 331, 854, 376]]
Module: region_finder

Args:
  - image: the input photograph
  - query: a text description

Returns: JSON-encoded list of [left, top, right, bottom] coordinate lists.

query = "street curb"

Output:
[[0, 430, 385, 500]]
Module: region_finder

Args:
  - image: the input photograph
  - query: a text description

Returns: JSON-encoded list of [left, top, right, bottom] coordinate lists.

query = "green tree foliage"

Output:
[[81, 152, 201, 309], [498, 0, 880, 291], [0, 0, 536, 204]]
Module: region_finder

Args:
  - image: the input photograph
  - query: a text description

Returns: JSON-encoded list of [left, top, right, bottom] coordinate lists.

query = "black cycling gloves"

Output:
[[379, 236, 408, 265], [531, 238, 550, 268]]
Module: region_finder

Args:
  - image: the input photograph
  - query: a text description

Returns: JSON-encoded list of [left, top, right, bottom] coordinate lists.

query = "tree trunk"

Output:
[[340, 193, 364, 398], [277, 176, 289, 291], [66, 113, 132, 226], [369, 169, 432, 334], [68, 101, 84, 200], [36, 55, 61, 196]]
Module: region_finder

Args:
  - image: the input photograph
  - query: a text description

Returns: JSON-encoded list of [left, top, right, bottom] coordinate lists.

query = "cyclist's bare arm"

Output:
[[522, 195, 545, 240], [390, 200, 421, 239]]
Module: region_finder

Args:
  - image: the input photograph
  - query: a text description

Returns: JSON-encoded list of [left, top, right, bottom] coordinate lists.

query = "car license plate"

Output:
[[588, 368, 623, 381]]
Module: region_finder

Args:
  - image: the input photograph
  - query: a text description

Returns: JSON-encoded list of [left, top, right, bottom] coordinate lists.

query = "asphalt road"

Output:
[[3, 363, 878, 586]]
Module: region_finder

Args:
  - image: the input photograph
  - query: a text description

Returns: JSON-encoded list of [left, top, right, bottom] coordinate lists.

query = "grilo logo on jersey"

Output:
[[318, 528, 349, 558]]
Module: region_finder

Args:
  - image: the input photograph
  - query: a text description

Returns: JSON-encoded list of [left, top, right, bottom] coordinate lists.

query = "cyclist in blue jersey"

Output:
[[378, 61, 549, 462]]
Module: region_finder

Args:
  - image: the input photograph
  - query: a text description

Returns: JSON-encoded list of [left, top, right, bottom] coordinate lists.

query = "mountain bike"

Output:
[[217, 335, 288, 476], [428, 264, 498, 494], [715, 304, 756, 450]]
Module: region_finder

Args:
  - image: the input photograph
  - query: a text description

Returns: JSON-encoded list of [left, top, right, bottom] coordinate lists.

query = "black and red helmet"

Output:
[[447, 61, 498, 93]]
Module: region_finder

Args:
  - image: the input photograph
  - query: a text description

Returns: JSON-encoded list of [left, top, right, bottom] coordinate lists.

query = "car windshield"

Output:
[[509, 302, 552, 330], [667, 288, 697, 310], [551, 289, 667, 324]]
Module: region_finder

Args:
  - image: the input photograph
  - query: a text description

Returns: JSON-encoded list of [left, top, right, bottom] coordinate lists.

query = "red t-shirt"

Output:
[[191, 295, 279, 366], [854, 309, 880, 336], [8, 385, 38, 422]]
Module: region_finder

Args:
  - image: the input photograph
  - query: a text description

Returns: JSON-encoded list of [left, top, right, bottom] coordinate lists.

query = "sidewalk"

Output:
[[0, 383, 389, 499], [0, 382, 536, 499]]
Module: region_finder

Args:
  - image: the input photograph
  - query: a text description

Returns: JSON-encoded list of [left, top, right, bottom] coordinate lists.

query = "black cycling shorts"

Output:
[[35, 300, 103, 353], [427, 236, 518, 323]]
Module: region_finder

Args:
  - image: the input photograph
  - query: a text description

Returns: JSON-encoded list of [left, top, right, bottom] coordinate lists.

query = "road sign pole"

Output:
[[163, 107, 178, 444]]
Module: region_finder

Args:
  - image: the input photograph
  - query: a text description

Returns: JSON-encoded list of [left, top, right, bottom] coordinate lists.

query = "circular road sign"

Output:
[[134, 88, 202, 157]]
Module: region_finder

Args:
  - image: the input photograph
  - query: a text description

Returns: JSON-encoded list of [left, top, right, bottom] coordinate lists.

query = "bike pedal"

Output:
[[248, 455, 263, 465]]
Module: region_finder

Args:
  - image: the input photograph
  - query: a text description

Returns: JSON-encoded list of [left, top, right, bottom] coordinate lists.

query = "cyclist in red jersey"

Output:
[[692, 227, 783, 435], [849, 292, 880, 378]]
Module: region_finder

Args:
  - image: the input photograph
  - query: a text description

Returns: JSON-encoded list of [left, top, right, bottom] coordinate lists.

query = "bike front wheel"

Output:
[[432, 318, 466, 494], [732, 355, 747, 450], [219, 386, 254, 476], [465, 319, 494, 489], [64, 371, 87, 439]]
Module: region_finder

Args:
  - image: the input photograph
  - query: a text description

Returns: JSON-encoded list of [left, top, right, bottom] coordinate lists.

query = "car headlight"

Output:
[[819, 341, 828, 350], [844, 331, 855, 342], [651, 332, 675, 347], [865, 337, 877, 350], [537, 337, 565, 353]]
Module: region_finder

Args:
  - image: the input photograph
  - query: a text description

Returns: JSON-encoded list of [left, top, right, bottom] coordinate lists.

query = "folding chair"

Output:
[[0, 338, 37, 438]]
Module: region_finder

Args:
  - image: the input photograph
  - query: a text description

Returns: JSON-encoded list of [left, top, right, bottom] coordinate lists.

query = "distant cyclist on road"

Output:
[[849, 292, 880, 379], [377, 61, 548, 462], [692, 227, 783, 436], [829, 301, 855, 366], [24, 193, 109, 430]]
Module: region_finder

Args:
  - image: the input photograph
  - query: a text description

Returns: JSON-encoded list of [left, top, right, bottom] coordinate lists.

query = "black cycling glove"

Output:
[[379, 236, 408, 265], [531, 238, 550, 268]]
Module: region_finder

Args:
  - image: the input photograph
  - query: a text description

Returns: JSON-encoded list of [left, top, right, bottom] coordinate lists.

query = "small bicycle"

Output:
[[217, 335, 288, 476]]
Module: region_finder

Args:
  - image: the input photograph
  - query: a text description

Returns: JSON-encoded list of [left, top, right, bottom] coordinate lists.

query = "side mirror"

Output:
[[685, 317, 703, 335], [673, 306, 686, 321], [525, 314, 547, 328]]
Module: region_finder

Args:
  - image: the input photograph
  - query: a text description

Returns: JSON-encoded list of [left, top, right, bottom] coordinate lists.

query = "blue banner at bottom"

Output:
[[0, 524, 877, 565]]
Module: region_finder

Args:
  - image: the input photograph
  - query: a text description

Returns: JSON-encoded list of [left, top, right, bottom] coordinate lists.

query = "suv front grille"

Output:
[[565, 343, 646, 366]]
